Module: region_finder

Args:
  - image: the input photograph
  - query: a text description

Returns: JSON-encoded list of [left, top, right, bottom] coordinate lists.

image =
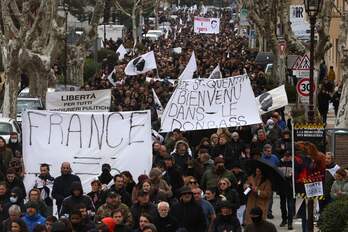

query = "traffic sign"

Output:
[[296, 77, 315, 97], [293, 54, 310, 70]]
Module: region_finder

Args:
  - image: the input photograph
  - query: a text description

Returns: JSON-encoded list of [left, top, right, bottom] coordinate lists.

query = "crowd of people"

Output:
[[0, 5, 347, 232]]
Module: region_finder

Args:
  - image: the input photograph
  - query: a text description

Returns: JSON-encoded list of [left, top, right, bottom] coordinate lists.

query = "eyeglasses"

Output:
[[189, 180, 197, 184], [219, 182, 227, 185]]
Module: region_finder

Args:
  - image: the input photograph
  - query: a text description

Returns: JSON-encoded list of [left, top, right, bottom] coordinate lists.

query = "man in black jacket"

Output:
[[154, 201, 178, 232], [52, 162, 81, 213], [212, 201, 241, 232], [131, 190, 157, 229], [60, 181, 95, 217], [162, 154, 184, 197], [171, 186, 207, 232], [108, 174, 132, 207]]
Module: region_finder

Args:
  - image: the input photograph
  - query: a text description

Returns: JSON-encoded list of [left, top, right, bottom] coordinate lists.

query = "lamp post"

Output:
[[304, 0, 323, 123], [303, 2, 323, 232]]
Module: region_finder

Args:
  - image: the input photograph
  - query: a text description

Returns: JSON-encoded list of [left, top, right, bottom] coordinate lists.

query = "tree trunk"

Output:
[[67, 46, 86, 86], [2, 43, 21, 118], [132, 6, 138, 44]]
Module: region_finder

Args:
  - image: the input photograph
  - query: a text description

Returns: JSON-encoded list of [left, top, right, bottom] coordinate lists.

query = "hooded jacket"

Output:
[[171, 188, 207, 232], [59, 182, 95, 217], [22, 212, 46, 232], [52, 172, 80, 209]]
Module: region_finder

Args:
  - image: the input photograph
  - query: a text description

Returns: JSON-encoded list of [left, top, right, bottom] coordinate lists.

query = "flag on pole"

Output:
[[152, 88, 164, 118], [124, 51, 157, 76], [178, 51, 197, 80], [116, 44, 127, 60], [208, 64, 222, 79], [256, 85, 289, 114], [107, 69, 116, 86]]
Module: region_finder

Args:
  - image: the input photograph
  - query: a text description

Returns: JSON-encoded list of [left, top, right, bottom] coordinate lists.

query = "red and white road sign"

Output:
[[296, 78, 315, 97]]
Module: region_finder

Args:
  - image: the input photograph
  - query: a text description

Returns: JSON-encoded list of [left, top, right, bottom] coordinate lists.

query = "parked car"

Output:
[[0, 117, 21, 143], [16, 97, 44, 123]]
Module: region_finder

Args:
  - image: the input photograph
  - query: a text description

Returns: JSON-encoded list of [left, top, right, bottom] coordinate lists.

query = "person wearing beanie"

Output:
[[21, 202, 46, 232]]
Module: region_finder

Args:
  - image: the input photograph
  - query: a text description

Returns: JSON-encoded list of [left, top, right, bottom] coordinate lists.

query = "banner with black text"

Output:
[[46, 89, 111, 112], [22, 110, 152, 192], [160, 75, 261, 132]]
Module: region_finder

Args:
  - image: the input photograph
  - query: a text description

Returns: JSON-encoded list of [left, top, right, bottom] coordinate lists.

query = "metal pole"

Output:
[[307, 15, 316, 232], [308, 16, 316, 122], [291, 118, 296, 199]]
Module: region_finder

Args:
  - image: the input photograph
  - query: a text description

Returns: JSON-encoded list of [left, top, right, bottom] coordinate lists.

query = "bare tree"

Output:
[[242, 0, 333, 85], [113, 0, 142, 45], [0, 0, 64, 118], [336, 11, 348, 128], [66, 0, 104, 86]]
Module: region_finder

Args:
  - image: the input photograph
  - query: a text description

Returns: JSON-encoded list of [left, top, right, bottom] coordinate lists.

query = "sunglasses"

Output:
[[189, 180, 197, 184], [219, 182, 227, 185]]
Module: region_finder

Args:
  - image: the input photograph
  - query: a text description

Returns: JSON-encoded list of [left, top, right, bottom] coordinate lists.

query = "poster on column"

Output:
[[194, 17, 220, 34], [46, 89, 111, 112], [160, 74, 262, 132], [22, 110, 152, 192]]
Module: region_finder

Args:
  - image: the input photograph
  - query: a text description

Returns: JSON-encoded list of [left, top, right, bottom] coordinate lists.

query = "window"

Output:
[[0, 123, 13, 135]]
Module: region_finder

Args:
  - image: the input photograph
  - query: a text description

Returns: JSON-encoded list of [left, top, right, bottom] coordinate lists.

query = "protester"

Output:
[[330, 168, 348, 200], [212, 201, 241, 232], [87, 179, 104, 210], [244, 168, 272, 225], [153, 201, 178, 232], [25, 189, 48, 218], [21, 202, 46, 232], [52, 162, 81, 213], [244, 207, 277, 232], [171, 186, 207, 232], [33, 164, 54, 216], [0, 137, 13, 180]]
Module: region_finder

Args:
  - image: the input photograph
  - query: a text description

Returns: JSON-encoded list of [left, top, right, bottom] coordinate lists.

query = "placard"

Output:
[[160, 75, 261, 132], [22, 110, 152, 192], [304, 181, 324, 198], [194, 17, 220, 34], [46, 89, 111, 112]]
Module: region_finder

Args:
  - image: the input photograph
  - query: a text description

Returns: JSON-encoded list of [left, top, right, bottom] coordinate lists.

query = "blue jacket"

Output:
[[262, 154, 280, 167], [22, 213, 46, 232]]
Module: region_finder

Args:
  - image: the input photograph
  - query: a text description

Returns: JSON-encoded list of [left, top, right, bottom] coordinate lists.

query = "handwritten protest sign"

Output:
[[46, 89, 111, 112], [304, 181, 324, 198], [160, 75, 261, 132], [22, 110, 152, 191]]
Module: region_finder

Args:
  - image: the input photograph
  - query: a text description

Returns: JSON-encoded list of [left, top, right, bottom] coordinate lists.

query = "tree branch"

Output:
[[112, 0, 131, 17]]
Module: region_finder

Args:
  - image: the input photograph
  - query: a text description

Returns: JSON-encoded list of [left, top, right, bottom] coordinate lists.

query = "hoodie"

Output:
[[22, 212, 46, 232], [59, 182, 95, 217]]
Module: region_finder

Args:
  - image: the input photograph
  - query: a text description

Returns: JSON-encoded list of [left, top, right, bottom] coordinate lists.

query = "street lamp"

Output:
[[304, 0, 323, 123]]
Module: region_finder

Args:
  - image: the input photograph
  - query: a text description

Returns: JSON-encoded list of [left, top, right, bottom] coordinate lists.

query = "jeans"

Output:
[[268, 191, 273, 216], [280, 193, 294, 225], [298, 201, 307, 232]]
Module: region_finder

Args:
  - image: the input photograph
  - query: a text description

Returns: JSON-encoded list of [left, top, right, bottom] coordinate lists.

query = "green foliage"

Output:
[[318, 196, 348, 232], [84, 58, 101, 82], [285, 83, 297, 103], [97, 48, 118, 67]]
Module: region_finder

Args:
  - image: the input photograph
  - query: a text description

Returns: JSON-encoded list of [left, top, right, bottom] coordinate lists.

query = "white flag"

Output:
[[178, 51, 197, 80], [107, 69, 116, 86], [152, 88, 163, 118], [124, 51, 157, 76], [116, 44, 127, 60], [256, 85, 288, 114], [208, 64, 222, 79]]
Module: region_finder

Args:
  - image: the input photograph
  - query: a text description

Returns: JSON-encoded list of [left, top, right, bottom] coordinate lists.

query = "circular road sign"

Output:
[[296, 78, 315, 97]]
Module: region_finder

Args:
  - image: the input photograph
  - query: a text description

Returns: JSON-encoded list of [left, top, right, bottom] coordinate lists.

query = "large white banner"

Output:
[[46, 89, 111, 112], [23, 110, 152, 192], [160, 75, 261, 132], [256, 85, 288, 115], [194, 17, 220, 34]]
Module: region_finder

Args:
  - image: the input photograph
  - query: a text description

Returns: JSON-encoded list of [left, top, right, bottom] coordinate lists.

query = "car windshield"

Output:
[[0, 122, 13, 135], [17, 99, 41, 114]]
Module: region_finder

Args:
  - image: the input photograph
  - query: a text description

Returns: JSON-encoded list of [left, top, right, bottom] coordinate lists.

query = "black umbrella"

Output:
[[245, 159, 287, 191]]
